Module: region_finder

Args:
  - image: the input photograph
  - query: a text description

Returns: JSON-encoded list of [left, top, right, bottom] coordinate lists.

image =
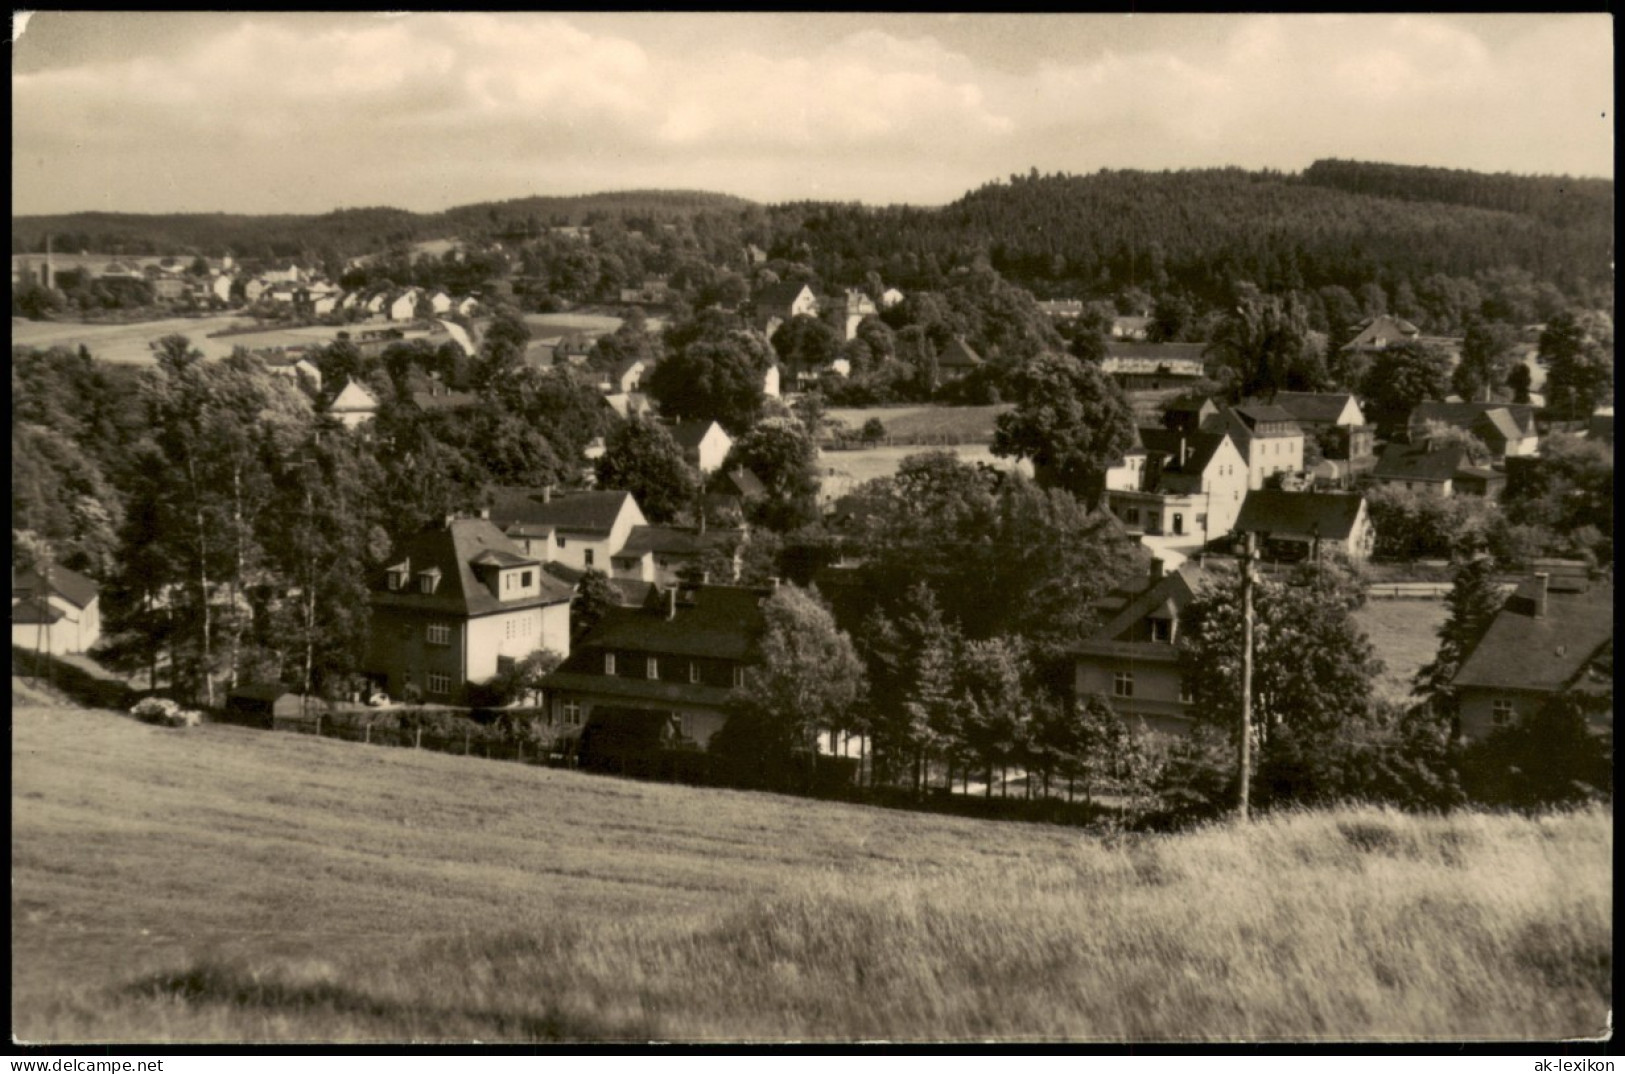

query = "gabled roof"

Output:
[[1234, 491, 1366, 541], [1453, 577, 1613, 694], [1373, 442, 1466, 484], [937, 338, 983, 368], [1269, 392, 1362, 426], [619, 525, 740, 558], [489, 488, 639, 536], [668, 420, 728, 452], [1104, 341, 1207, 363], [1230, 403, 1301, 432], [1475, 408, 1524, 445], [1136, 428, 1229, 478], [565, 584, 772, 662], [1344, 314, 1420, 349], [1089, 564, 1215, 645], [710, 467, 766, 499], [1410, 401, 1537, 439], [755, 280, 816, 310], [13, 562, 99, 609], [11, 596, 65, 625], [370, 518, 571, 617]]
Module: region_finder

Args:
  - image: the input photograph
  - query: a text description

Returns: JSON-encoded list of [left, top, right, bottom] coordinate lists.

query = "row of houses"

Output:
[[1072, 553, 1611, 742]]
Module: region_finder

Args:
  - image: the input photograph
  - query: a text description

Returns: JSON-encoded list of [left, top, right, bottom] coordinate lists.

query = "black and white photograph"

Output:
[[10, 11, 1613, 1047]]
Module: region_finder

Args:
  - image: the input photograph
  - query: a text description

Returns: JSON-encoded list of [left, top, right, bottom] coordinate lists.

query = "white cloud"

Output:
[[10, 13, 1612, 213]]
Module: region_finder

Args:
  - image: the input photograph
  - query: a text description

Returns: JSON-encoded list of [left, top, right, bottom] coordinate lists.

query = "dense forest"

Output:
[[11, 191, 756, 262], [15, 162, 1612, 317]]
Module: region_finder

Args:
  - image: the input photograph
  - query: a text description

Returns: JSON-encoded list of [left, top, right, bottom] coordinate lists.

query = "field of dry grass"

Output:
[[824, 404, 1011, 444], [1352, 598, 1449, 706], [12, 688, 1609, 1043]]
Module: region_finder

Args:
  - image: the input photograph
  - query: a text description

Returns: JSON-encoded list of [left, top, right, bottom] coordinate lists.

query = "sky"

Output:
[[10, 12, 1614, 217]]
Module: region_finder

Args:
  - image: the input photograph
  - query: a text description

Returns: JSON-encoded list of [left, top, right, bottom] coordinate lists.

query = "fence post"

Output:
[[364, 721, 371, 745], [464, 728, 470, 755], [315, 713, 322, 738], [415, 726, 422, 749]]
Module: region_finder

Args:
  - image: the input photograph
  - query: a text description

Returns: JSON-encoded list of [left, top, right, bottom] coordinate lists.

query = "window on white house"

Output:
[[584, 549, 595, 568], [418, 573, 437, 594], [647, 657, 659, 680], [563, 699, 582, 727], [556, 534, 566, 548], [1150, 618, 1172, 643], [604, 652, 616, 676], [521, 571, 532, 587], [426, 623, 451, 646], [1113, 671, 1134, 698], [1492, 699, 1516, 727], [426, 672, 451, 696]]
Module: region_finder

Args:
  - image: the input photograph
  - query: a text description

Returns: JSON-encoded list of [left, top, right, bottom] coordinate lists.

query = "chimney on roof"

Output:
[[479, 508, 490, 521], [1179, 436, 1190, 468], [666, 586, 678, 621], [1149, 558, 1164, 585], [442, 513, 457, 529], [1532, 572, 1549, 619]]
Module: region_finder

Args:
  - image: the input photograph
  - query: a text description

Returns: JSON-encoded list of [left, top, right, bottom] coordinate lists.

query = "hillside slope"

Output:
[[12, 697, 1611, 1042]]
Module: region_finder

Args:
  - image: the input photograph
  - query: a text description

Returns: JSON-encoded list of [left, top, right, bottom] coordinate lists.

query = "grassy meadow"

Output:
[[12, 685, 1610, 1043], [1351, 598, 1449, 707]]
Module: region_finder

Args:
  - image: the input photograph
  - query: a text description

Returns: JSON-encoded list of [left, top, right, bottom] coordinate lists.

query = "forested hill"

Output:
[[11, 190, 756, 260], [1301, 159, 1613, 230], [847, 164, 1612, 302]]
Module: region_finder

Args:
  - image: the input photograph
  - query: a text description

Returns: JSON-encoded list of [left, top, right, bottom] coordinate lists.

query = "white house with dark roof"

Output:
[[541, 583, 773, 750], [364, 516, 574, 705], [1105, 426, 1249, 548], [1232, 490, 1374, 562], [1408, 402, 1539, 460], [11, 563, 101, 656], [487, 488, 648, 574], [1071, 558, 1217, 736], [1451, 568, 1612, 742], [667, 420, 733, 474], [1216, 404, 1305, 490], [1268, 392, 1374, 461]]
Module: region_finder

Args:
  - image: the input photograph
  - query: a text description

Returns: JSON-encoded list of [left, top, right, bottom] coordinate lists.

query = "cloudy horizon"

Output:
[[12, 12, 1614, 217]]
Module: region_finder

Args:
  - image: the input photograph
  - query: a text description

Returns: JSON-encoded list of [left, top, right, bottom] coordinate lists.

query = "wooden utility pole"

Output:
[[1237, 532, 1255, 821]]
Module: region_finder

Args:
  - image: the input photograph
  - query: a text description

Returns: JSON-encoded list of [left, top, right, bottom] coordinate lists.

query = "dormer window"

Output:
[[386, 559, 410, 590], [417, 567, 441, 595], [1150, 618, 1173, 644]]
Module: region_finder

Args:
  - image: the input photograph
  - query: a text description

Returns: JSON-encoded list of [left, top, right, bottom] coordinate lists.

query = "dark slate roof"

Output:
[[542, 562, 585, 586], [1231, 403, 1301, 430], [1104, 341, 1207, 363], [369, 518, 571, 616], [11, 597, 65, 625], [1345, 314, 1420, 348], [565, 584, 771, 662], [1475, 408, 1524, 444], [1410, 402, 1537, 438], [755, 280, 815, 310], [1092, 564, 1214, 644], [488, 488, 637, 536], [937, 338, 983, 368], [668, 420, 726, 452], [12, 563, 99, 609], [619, 525, 739, 558], [1453, 577, 1613, 694], [708, 468, 767, 499], [1137, 428, 1228, 477], [1373, 442, 1466, 483], [1234, 491, 1366, 541], [1269, 392, 1358, 425]]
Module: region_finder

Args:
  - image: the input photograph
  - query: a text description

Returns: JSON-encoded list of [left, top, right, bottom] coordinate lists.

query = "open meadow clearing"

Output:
[[11, 315, 253, 363], [824, 404, 1011, 444], [12, 686, 1610, 1043], [1351, 598, 1449, 707]]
